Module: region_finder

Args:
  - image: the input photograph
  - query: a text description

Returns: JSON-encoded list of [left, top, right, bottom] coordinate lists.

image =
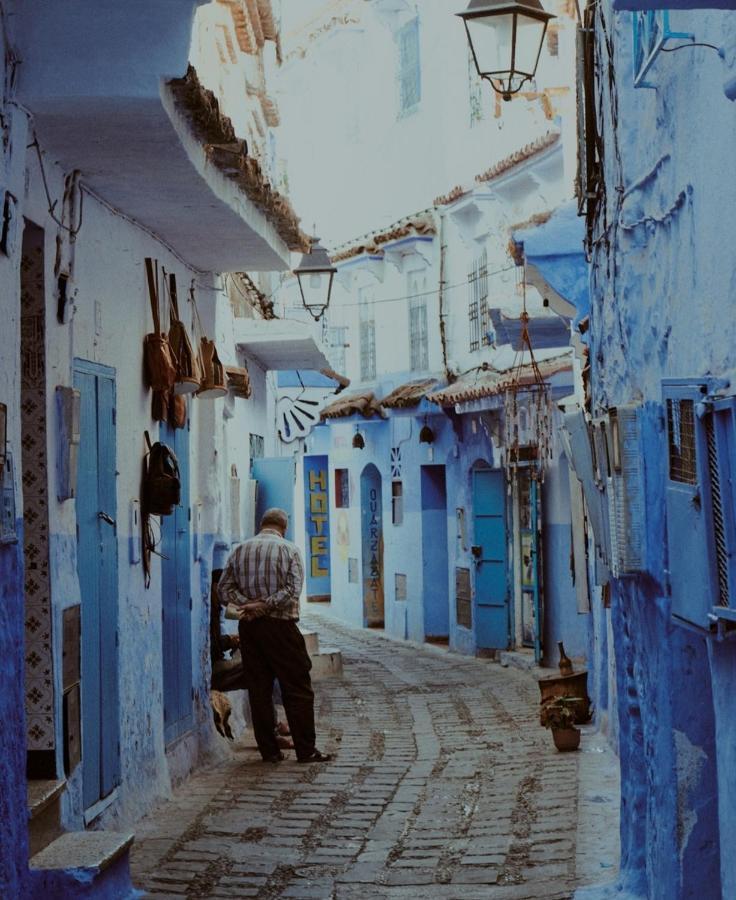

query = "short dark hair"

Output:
[[260, 508, 288, 532]]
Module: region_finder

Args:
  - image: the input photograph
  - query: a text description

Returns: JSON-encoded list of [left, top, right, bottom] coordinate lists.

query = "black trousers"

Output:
[[238, 616, 316, 760]]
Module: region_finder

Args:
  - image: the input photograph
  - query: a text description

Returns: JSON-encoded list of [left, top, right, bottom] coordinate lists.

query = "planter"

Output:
[[552, 727, 580, 752], [538, 671, 591, 724]]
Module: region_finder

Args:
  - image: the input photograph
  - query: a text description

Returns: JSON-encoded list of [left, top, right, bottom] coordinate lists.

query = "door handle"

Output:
[[98, 511, 116, 527]]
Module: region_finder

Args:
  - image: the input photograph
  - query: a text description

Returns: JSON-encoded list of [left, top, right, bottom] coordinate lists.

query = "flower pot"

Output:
[[552, 727, 580, 752]]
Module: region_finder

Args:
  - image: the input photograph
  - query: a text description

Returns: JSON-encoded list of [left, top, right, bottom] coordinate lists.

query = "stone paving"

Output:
[[130, 615, 617, 899]]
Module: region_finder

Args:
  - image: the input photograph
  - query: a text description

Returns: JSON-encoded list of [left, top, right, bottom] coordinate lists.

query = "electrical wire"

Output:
[[29, 136, 84, 236], [661, 42, 722, 54]]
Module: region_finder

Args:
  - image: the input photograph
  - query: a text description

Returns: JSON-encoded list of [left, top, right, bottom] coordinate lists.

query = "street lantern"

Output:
[[293, 235, 337, 322], [457, 0, 554, 102]]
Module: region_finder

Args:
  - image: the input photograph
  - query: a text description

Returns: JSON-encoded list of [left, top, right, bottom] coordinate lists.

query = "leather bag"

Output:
[[197, 337, 228, 399], [143, 258, 177, 394], [167, 273, 201, 395]]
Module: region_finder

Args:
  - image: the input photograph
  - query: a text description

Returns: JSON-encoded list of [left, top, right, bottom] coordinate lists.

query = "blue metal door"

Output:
[[421, 465, 449, 639], [252, 457, 296, 540], [74, 360, 120, 809], [161, 421, 192, 745], [472, 468, 510, 650]]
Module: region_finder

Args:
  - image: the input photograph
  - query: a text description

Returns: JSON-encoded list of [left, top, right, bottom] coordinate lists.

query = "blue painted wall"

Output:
[[0, 524, 28, 898], [585, 6, 736, 895]]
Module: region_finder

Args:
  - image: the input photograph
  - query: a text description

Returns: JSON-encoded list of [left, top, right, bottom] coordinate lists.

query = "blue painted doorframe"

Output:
[[421, 465, 449, 639], [161, 421, 192, 745], [73, 359, 120, 810], [472, 468, 510, 650]]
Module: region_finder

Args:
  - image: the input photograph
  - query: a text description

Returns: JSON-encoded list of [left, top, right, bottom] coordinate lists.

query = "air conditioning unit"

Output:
[[607, 405, 646, 577]]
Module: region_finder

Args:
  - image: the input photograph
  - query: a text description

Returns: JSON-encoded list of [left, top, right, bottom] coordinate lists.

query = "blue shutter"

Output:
[[663, 379, 717, 629]]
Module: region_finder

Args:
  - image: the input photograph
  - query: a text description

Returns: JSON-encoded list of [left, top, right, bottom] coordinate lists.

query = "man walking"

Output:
[[218, 508, 331, 764]]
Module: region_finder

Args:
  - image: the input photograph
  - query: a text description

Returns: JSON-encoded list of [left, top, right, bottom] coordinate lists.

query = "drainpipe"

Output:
[[437, 208, 452, 382]]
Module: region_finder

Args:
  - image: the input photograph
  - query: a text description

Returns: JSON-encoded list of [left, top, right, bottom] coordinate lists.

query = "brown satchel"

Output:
[[190, 285, 228, 399], [167, 272, 201, 395], [197, 337, 228, 399], [143, 258, 177, 393]]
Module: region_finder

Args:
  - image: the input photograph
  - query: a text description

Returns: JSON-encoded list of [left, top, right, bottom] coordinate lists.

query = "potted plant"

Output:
[[540, 696, 581, 752]]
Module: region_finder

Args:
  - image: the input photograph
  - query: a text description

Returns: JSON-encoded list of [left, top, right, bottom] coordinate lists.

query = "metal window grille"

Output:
[[360, 321, 376, 381], [409, 298, 428, 371], [456, 567, 472, 628], [667, 399, 697, 484], [706, 414, 730, 607], [329, 326, 348, 375], [249, 434, 264, 474], [390, 447, 402, 479], [398, 18, 421, 114], [392, 480, 403, 526], [468, 249, 489, 351], [335, 468, 350, 509]]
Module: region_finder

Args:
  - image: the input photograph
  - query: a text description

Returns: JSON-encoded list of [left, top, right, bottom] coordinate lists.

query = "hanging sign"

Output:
[[304, 456, 331, 602]]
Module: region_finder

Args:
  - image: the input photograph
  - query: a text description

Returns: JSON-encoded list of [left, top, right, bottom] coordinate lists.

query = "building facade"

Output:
[[0, 1, 327, 894], [573, 3, 736, 898], [271, 0, 591, 664]]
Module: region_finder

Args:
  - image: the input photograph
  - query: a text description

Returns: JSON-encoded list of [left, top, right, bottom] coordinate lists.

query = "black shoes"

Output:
[[297, 750, 333, 764], [262, 751, 285, 764]]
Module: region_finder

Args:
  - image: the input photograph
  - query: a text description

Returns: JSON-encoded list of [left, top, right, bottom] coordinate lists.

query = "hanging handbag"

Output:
[[197, 337, 228, 399], [143, 258, 177, 393], [190, 286, 228, 399], [169, 393, 187, 430], [167, 272, 201, 395]]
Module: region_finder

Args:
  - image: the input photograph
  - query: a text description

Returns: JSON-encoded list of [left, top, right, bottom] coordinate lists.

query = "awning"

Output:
[[381, 378, 440, 410], [14, 1, 304, 273], [513, 201, 589, 323], [235, 319, 331, 371], [321, 392, 386, 421], [429, 353, 573, 407]]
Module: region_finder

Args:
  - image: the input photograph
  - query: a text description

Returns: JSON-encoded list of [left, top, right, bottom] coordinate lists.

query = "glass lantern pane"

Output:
[[299, 271, 329, 311], [514, 15, 546, 76], [466, 13, 514, 77]]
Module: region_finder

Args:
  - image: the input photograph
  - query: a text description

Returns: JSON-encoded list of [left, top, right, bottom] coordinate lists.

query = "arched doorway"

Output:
[[360, 464, 384, 627]]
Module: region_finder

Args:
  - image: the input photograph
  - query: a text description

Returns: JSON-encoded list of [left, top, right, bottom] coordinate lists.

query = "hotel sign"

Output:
[[304, 455, 331, 603]]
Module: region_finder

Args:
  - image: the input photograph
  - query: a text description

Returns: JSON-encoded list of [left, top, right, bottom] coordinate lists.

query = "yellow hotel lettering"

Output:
[[309, 467, 329, 577]]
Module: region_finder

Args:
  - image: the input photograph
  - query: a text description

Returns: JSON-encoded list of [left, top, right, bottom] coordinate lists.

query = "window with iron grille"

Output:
[[392, 480, 403, 526], [249, 433, 264, 474], [468, 249, 489, 352], [409, 297, 428, 371], [398, 18, 421, 116], [335, 469, 350, 508], [359, 287, 376, 382], [329, 326, 348, 376]]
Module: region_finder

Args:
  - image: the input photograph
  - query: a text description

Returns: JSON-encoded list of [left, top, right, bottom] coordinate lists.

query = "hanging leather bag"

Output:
[[143, 258, 177, 393], [197, 337, 228, 399], [190, 286, 228, 399], [167, 272, 201, 396]]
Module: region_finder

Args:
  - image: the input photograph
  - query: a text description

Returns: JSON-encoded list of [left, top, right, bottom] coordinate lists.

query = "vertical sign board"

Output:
[[304, 456, 331, 602], [361, 464, 384, 626]]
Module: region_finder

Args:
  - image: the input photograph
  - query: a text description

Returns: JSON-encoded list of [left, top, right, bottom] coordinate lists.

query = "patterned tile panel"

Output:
[[21, 233, 55, 751]]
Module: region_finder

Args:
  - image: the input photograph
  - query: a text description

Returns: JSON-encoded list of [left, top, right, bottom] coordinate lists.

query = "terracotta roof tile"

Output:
[[331, 212, 436, 264], [428, 354, 572, 406], [381, 378, 439, 409], [321, 391, 386, 420]]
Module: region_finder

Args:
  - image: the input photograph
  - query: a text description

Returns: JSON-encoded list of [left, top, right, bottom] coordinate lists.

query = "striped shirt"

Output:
[[218, 528, 304, 621]]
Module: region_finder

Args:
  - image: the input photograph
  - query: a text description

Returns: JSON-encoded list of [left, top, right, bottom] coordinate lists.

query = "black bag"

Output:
[[142, 432, 180, 515]]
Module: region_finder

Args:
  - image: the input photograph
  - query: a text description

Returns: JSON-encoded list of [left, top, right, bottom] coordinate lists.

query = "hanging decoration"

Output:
[[502, 245, 553, 481]]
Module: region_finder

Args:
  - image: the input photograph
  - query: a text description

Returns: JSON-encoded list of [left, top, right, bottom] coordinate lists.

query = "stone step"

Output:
[[29, 830, 136, 899], [27, 779, 66, 856], [300, 629, 320, 655], [310, 648, 343, 680]]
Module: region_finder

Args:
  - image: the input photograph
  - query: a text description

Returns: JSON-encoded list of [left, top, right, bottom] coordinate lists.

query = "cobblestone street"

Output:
[[130, 616, 618, 899]]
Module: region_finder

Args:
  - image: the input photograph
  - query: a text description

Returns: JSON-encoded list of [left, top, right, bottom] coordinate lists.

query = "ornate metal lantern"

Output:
[[457, 0, 554, 101], [293, 235, 337, 321]]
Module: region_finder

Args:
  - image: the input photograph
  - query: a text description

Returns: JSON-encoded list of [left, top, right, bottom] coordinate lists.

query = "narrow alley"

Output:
[[131, 616, 618, 899]]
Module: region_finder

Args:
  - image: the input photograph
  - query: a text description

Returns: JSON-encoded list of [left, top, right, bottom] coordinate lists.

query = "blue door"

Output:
[[161, 421, 192, 745], [361, 464, 384, 627], [74, 360, 120, 809], [472, 468, 510, 650], [421, 465, 449, 639], [252, 457, 296, 540]]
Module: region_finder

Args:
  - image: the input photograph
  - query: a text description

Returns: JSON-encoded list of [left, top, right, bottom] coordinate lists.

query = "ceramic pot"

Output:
[[552, 727, 580, 752]]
